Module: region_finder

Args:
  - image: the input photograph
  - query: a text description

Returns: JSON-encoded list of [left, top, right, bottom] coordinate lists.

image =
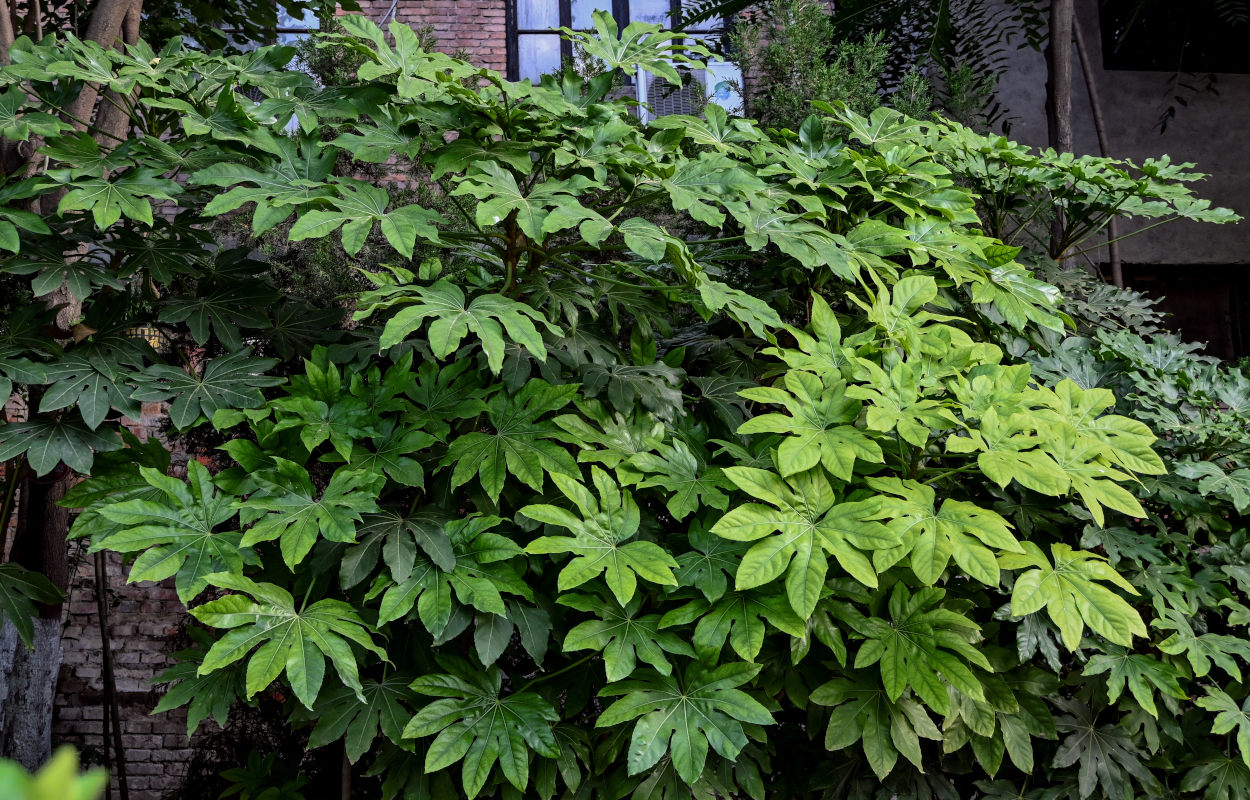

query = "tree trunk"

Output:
[[92, 1, 141, 146], [0, 474, 70, 769], [63, 0, 143, 128], [0, 617, 64, 769], [0, 0, 16, 65], [0, 0, 146, 768], [1045, 0, 1075, 262]]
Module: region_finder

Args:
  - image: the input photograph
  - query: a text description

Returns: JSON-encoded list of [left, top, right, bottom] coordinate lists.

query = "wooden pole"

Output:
[[1045, 0, 1075, 264], [94, 551, 130, 800], [1073, 13, 1124, 287]]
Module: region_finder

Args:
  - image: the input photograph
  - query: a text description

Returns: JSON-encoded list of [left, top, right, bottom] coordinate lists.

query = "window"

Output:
[[274, 8, 321, 48], [508, 0, 722, 83], [221, 8, 320, 53], [1100, 0, 1250, 74]]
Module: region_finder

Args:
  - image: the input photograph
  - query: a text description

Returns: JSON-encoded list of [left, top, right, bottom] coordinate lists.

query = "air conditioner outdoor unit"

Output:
[[636, 60, 743, 123]]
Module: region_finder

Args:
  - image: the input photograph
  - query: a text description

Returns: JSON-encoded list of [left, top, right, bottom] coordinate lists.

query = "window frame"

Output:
[[506, 0, 720, 82]]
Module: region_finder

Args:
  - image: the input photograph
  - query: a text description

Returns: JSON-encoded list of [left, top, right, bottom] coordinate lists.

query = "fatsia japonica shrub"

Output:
[[36, 13, 1242, 800]]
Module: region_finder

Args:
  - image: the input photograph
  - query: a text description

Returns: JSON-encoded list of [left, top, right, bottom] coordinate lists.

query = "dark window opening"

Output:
[[1100, 0, 1250, 73], [1122, 264, 1250, 359]]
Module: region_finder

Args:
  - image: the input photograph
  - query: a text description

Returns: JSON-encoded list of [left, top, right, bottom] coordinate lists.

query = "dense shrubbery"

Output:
[[0, 12, 1246, 800]]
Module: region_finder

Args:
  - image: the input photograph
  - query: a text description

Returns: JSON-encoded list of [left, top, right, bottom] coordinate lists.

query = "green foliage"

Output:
[[14, 11, 1246, 800], [934, 123, 1240, 260], [729, 0, 891, 129], [0, 564, 63, 648], [0, 747, 106, 800]]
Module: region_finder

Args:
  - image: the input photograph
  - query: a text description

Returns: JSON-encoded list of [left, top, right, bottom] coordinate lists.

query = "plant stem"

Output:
[[522, 654, 594, 691], [1070, 216, 1178, 259], [921, 464, 978, 485]]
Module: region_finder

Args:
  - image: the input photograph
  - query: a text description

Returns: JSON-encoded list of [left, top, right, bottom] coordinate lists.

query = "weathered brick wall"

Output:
[[54, 551, 193, 800], [353, 0, 509, 73], [51, 406, 195, 800]]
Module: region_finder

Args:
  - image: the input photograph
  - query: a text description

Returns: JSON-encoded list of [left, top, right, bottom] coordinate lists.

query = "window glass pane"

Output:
[[518, 0, 560, 30], [518, 34, 563, 81], [630, 0, 671, 26], [277, 9, 319, 29], [571, 0, 609, 29], [276, 8, 319, 46]]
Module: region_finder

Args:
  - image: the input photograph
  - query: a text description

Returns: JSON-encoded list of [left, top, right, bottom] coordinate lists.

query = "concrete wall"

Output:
[[992, 0, 1250, 266]]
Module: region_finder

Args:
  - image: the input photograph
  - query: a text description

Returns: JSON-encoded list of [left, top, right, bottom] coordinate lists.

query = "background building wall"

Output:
[[352, 0, 509, 72], [993, 0, 1250, 267]]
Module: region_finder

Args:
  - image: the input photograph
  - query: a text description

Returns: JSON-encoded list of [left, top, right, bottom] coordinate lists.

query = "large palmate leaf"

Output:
[[0, 416, 122, 475], [672, 526, 749, 603], [1199, 688, 1250, 768], [404, 658, 559, 798], [452, 161, 605, 243], [339, 508, 457, 586], [130, 350, 282, 430], [1083, 646, 1186, 718], [0, 563, 64, 648], [949, 407, 1071, 496], [999, 543, 1146, 650], [560, 592, 694, 681], [562, 9, 710, 87], [372, 515, 530, 636], [192, 573, 387, 709], [660, 587, 805, 663], [628, 439, 732, 521], [1046, 426, 1148, 527], [810, 673, 943, 780], [372, 279, 555, 374], [59, 430, 171, 542], [401, 359, 488, 441], [157, 281, 276, 351], [151, 628, 245, 736], [1176, 460, 1250, 514], [0, 85, 65, 142], [193, 132, 338, 234], [288, 179, 443, 258], [94, 462, 244, 603], [1179, 751, 1250, 800], [442, 379, 579, 503], [1032, 380, 1165, 476], [596, 662, 774, 784], [738, 370, 883, 480], [56, 168, 181, 229], [522, 467, 678, 605], [239, 461, 383, 568], [845, 359, 957, 447], [4, 250, 122, 299], [1154, 604, 1250, 682], [1052, 697, 1158, 799], [866, 477, 1022, 587], [842, 584, 990, 715], [711, 466, 894, 618], [308, 676, 416, 764], [37, 351, 141, 430], [345, 420, 434, 488]]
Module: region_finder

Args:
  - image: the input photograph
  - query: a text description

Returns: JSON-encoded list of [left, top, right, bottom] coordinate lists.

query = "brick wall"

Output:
[[352, 0, 509, 73], [51, 407, 195, 800], [54, 550, 193, 800]]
